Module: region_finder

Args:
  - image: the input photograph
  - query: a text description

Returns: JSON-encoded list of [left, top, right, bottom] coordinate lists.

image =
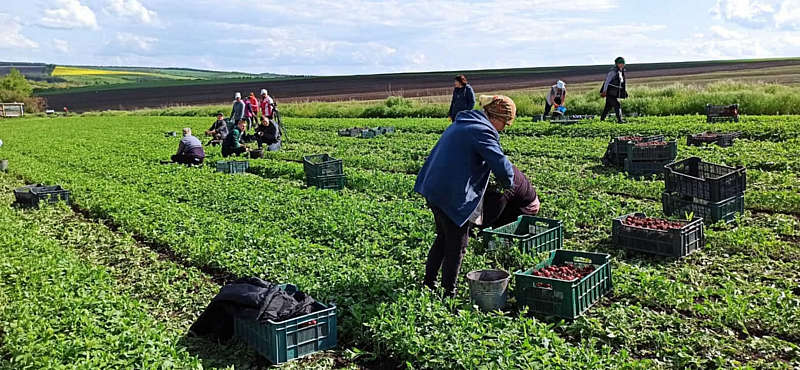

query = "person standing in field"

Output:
[[544, 80, 567, 117], [600, 57, 628, 123], [260, 89, 274, 119], [415, 95, 517, 298], [222, 119, 249, 157], [231, 92, 245, 127], [448, 74, 476, 122], [171, 128, 206, 166]]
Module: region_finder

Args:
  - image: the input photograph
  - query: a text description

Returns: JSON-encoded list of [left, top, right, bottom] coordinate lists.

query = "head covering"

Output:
[[260, 89, 268, 95], [234, 92, 242, 99], [216, 112, 223, 116], [615, 57, 625, 64], [480, 95, 516, 124], [556, 80, 565, 89]]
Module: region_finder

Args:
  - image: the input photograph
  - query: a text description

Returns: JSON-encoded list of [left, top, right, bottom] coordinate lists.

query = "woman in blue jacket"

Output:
[[448, 74, 476, 121], [415, 95, 517, 297]]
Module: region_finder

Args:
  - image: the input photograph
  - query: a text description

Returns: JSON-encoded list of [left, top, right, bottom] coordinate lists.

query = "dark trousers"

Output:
[[543, 103, 552, 116], [424, 205, 470, 297], [171, 154, 204, 166], [601, 96, 623, 122], [221, 146, 246, 157]]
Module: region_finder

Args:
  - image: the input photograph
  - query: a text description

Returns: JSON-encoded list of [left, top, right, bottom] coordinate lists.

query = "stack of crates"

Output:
[[706, 104, 739, 123], [602, 135, 677, 176], [303, 154, 345, 190], [663, 157, 746, 224]]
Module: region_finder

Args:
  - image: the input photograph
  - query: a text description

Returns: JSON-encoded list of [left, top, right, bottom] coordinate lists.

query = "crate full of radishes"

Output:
[[612, 213, 704, 258], [514, 249, 612, 319], [602, 135, 665, 166]]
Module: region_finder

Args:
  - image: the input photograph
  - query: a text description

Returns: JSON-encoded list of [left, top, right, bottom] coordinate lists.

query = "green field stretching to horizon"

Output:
[[0, 114, 797, 368]]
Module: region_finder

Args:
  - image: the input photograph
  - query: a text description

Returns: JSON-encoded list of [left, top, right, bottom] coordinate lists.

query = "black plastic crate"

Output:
[[612, 212, 705, 257], [662, 192, 744, 224], [706, 104, 739, 123], [515, 249, 612, 319], [306, 174, 346, 191], [687, 132, 740, 147], [664, 157, 746, 202], [625, 141, 677, 162], [623, 158, 673, 177], [303, 154, 343, 180], [603, 135, 665, 166], [14, 184, 71, 207]]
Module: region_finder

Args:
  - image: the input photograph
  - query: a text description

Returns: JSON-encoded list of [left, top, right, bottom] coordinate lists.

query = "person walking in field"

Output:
[[600, 57, 628, 123], [544, 80, 567, 117], [171, 128, 205, 166], [448, 74, 476, 122], [231, 92, 245, 126], [415, 95, 517, 298], [259, 89, 274, 119], [222, 119, 249, 157]]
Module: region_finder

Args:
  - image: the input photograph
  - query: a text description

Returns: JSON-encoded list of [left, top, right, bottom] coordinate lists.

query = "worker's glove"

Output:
[[601, 92, 607, 98]]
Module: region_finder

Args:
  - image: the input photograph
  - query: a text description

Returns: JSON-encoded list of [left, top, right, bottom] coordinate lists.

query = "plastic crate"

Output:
[[13, 184, 71, 207], [664, 157, 746, 202], [303, 154, 343, 180], [515, 249, 612, 319], [216, 160, 250, 174], [706, 104, 739, 123], [603, 135, 665, 166], [376, 126, 395, 134], [481, 216, 563, 255], [625, 141, 677, 162], [612, 212, 704, 257], [337, 128, 361, 137], [306, 174, 346, 190], [662, 192, 744, 224], [233, 285, 337, 365], [623, 158, 672, 177], [686, 132, 739, 147]]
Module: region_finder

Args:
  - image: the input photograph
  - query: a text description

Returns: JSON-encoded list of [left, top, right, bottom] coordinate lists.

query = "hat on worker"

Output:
[[480, 95, 517, 125], [556, 80, 565, 89], [260, 89, 268, 95], [615, 56, 625, 64], [234, 92, 242, 99]]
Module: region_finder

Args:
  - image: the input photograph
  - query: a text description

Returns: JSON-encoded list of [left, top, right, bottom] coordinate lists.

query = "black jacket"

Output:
[[256, 120, 281, 144], [601, 67, 628, 99], [190, 278, 316, 340]]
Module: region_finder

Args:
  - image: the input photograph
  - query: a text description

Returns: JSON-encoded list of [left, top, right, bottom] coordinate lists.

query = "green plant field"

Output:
[[0, 115, 798, 368]]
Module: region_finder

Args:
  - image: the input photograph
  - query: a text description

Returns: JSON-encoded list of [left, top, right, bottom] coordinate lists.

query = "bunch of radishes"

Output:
[[623, 215, 684, 231], [531, 263, 596, 287]]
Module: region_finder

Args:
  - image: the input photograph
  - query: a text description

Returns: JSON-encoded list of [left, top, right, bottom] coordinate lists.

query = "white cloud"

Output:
[[40, 0, 98, 29], [104, 0, 157, 24], [53, 38, 70, 53], [774, 0, 800, 29], [115, 32, 157, 51], [711, 0, 775, 26], [0, 14, 39, 49]]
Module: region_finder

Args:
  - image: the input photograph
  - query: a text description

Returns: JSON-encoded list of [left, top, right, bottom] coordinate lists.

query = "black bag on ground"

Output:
[[189, 277, 317, 341]]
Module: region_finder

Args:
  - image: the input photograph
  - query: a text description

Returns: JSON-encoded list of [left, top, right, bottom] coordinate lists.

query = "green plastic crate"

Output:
[[233, 285, 337, 365], [515, 249, 612, 319], [307, 174, 346, 190], [303, 154, 343, 180], [612, 212, 705, 257], [662, 192, 744, 224], [216, 160, 249, 174], [481, 216, 563, 255]]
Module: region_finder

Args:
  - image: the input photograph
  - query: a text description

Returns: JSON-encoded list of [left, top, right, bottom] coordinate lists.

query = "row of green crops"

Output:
[[0, 115, 798, 368]]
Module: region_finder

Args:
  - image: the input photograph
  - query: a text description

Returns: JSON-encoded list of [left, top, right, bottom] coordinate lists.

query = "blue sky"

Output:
[[1, 0, 799, 75]]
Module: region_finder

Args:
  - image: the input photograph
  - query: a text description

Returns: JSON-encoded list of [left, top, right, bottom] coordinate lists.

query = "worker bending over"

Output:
[[544, 80, 566, 117], [172, 128, 205, 166]]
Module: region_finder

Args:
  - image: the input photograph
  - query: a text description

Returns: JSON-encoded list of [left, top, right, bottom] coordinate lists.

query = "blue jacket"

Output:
[[449, 84, 476, 119], [414, 110, 514, 226]]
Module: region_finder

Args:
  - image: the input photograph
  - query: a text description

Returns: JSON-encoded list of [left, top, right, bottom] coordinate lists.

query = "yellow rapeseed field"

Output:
[[52, 66, 163, 77]]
